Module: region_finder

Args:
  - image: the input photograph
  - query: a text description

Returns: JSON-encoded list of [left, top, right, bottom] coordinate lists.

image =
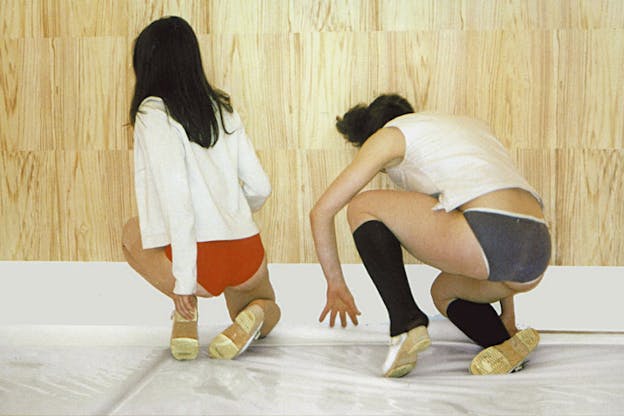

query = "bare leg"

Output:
[[430, 272, 543, 316], [223, 256, 281, 338], [345, 190, 545, 375], [122, 217, 207, 360], [345, 190, 489, 377], [499, 296, 519, 336], [430, 272, 516, 315], [121, 217, 212, 299], [208, 256, 281, 359], [346, 190, 488, 280], [346, 190, 544, 335], [431, 272, 543, 374]]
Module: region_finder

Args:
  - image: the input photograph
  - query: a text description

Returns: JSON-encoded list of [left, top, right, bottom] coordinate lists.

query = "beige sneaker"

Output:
[[470, 327, 540, 375], [170, 309, 199, 360], [382, 325, 431, 378], [208, 304, 264, 360]]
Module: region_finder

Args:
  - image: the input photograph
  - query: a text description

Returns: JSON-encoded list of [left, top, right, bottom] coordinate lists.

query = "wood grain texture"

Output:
[[0, 151, 60, 260], [201, 34, 299, 150], [555, 29, 624, 148], [1, 38, 55, 150], [255, 150, 304, 262], [0, 0, 623, 265], [556, 150, 624, 265]]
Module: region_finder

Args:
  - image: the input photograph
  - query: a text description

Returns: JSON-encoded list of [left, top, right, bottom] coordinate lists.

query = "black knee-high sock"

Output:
[[352, 220, 429, 337], [446, 299, 510, 348]]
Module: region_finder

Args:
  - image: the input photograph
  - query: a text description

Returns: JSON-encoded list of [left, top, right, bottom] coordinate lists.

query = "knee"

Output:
[[346, 190, 376, 231], [430, 274, 454, 316], [264, 301, 281, 336], [121, 217, 140, 250], [248, 299, 281, 337]]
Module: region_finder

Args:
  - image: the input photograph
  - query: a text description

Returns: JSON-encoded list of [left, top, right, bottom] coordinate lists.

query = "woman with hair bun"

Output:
[[310, 94, 550, 377]]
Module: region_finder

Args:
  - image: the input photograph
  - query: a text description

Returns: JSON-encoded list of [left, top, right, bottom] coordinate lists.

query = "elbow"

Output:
[[256, 177, 272, 202], [309, 206, 318, 227], [309, 206, 321, 238], [309, 203, 328, 228], [261, 181, 272, 200], [257, 182, 272, 209], [245, 179, 271, 212]]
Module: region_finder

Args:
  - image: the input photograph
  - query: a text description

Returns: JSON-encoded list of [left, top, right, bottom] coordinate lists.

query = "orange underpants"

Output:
[[164, 234, 264, 296]]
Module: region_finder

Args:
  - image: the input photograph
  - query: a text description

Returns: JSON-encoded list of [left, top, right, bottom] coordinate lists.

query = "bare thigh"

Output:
[[223, 256, 276, 320], [347, 190, 488, 279], [122, 216, 213, 298], [430, 272, 544, 316]]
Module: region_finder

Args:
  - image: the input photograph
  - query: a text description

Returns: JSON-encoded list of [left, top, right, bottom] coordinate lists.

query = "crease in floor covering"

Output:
[[96, 350, 170, 416], [1, 322, 623, 416]]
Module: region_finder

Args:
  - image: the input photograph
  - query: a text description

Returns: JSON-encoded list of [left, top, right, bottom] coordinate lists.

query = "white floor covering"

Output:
[[2, 263, 624, 415], [2, 321, 623, 416]]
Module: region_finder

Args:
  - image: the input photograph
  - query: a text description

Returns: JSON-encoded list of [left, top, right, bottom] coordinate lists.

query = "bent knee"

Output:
[[430, 274, 454, 316], [121, 217, 140, 249], [346, 190, 379, 230]]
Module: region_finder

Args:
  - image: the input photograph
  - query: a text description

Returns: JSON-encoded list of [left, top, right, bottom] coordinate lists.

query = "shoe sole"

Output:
[[208, 308, 263, 360], [170, 337, 199, 360], [384, 326, 432, 378], [470, 328, 540, 375]]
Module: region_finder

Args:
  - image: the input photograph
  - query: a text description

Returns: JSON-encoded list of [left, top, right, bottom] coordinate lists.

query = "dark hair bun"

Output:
[[335, 94, 414, 147], [336, 105, 370, 146]]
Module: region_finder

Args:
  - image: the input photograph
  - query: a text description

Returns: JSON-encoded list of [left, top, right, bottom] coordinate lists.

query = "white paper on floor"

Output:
[[1, 321, 623, 416]]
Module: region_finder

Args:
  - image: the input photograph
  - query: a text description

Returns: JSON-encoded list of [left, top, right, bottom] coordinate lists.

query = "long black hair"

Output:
[[130, 16, 232, 148], [336, 94, 414, 147]]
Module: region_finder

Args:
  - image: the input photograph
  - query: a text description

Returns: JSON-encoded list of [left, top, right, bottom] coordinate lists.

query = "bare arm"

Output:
[[309, 128, 405, 327]]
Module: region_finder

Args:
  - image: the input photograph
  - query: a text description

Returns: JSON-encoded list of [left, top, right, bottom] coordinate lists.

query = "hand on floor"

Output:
[[319, 282, 361, 328]]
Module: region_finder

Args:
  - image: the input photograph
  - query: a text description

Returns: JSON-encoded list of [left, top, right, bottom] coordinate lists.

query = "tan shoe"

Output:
[[170, 309, 199, 360], [208, 304, 264, 360], [382, 325, 431, 378], [470, 327, 540, 375]]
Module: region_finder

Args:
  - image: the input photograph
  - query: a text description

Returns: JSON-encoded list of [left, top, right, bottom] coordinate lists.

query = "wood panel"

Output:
[[201, 34, 299, 150], [3, 0, 624, 39], [54, 37, 129, 150], [0, 0, 623, 265], [0, 151, 60, 260], [55, 151, 134, 261], [556, 150, 624, 265], [255, 150, 304, 262], [1, 38, 55, 150], [555, 29, 624, 148]]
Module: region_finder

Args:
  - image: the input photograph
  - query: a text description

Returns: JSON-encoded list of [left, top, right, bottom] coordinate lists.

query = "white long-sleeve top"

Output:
[[384, 112, 542, 211], [133, 97, 271, 295]]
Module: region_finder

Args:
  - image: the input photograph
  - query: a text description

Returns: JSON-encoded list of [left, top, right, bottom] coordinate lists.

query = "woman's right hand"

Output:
[[173, 294, 197, 320], [319, 281, 361, 328]]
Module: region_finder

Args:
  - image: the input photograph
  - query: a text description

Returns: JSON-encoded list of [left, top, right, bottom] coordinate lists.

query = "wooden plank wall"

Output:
[[1, 0, 623, 265]]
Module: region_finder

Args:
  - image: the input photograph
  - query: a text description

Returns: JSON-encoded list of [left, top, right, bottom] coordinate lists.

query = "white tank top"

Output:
[[384, 112, 542, 212]]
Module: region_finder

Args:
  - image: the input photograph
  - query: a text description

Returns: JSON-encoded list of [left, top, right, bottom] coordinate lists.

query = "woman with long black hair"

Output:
[[122, 16, 280, 361]]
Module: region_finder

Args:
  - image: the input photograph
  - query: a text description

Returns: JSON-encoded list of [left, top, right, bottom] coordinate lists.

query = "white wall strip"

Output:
[[0, 262, 621, 332]]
